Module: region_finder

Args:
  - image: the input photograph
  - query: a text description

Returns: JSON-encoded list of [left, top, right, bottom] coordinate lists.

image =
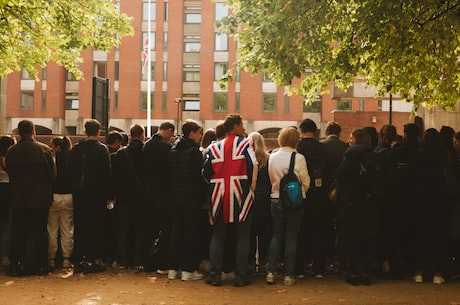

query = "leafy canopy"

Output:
[[0, 0, 133, 79], [218, 0, 460, 110]]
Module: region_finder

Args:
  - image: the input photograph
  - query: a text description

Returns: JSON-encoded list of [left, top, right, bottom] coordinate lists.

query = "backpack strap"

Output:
[[289, 152, 296, 174]]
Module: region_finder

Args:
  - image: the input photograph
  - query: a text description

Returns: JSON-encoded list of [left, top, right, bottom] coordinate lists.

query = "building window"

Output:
[[235, 65, 240, 82], [185, 42, 201, 52], [114, 91, 119, 111], [41, 91, 46, 110], [141, 92, 155, 111], [94, 62, 107, 78], [163, 32, 168, 50], [215, 2, 228, 21], [235, 92, 240, 112], [142, 2, 156, 21], [214, 63, 227, 81], [164, 2, 169, 22], [184, 64, 200, 81], [263, 93, 276, 112], [66, 70, 77, 81], [65, 98, 79, 110], [142, 32, 156, 50], [163, 62, 168, 81], [359, 99, 365, 111], [303, 100, 321, 112], [184, 71, 200, 81], [114, 61, 119, 81], [21, 69, 32, 80], [20, 91, 34, 110], [41, 68, 47, 80], [378, 100, 383, 111], [337, 99, 351, 111], [263, 73, 273, 82], [284, 95, 289, 113], [162, 91, 167, 112], [214, 92, 227, 112], [141, 61, 155, 80], [185, 13, 201, 23], [215, 33, 228, 51]]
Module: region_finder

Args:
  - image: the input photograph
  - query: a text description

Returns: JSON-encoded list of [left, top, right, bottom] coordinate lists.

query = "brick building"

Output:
[[0, 0, 415, 139]]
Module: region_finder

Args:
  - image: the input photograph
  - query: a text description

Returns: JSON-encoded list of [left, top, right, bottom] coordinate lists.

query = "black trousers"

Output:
[[72, 190, 106, 262], [9, 207, 49, 270]]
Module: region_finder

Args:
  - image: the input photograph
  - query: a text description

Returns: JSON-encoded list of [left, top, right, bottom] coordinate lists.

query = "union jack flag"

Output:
[[203, 134, 257, 224], [142, 36, 149, 74]]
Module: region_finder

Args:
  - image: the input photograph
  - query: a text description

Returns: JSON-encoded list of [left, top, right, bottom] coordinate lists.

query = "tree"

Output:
[[218, 0, 460, 110], [0, 0, 133, 79]]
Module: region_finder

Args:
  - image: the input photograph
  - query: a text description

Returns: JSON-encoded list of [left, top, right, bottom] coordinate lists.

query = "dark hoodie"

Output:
[[68, 138, 112, 198], [168, 136, 207, 207]]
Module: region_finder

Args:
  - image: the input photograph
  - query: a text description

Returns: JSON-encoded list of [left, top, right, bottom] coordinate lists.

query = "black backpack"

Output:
[[279, 152, 303, 209]]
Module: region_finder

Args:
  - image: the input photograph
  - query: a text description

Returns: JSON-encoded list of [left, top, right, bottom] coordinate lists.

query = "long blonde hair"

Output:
[[249, 132, 269, 168]]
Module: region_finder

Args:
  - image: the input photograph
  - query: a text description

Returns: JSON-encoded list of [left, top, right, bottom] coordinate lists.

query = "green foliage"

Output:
[[0, 0, 133, 79], [219, 0, 460, 110]]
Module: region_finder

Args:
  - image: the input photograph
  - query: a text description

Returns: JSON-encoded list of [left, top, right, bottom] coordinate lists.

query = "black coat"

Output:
[[115, 139, 144, 205], [335, 144, 380, 241]]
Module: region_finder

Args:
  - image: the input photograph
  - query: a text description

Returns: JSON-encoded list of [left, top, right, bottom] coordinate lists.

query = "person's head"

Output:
[[182, 119, 203, 143], [50, 136, 72, 154], [325, 121, 342, 137], [349, 129, 371, 146], [421, 128, 441, 150], [278, 126, 300, 149], [403, 123, 420, 142], [120, 132, 129, 146], [107, 131, 123, 150], [454, 132, 460, 153], [0, 135, 16, 157], [201, 128, 217, 149], [158, 121, 175, 141], [85, 119, 101, 137], [299, 118, 317, 136], [215, 122, 226, 140], [379, 124, 397, 145], [130, 124, 145, 141], [223, 114, 245, 136], [363, 126, 378, 147], [440, 125, 455, 150], [249, 132, 269, 167], [17, 120, 35, 138]]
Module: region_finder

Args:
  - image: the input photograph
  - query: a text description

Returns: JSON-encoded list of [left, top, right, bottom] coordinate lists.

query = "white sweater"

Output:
[[268, 147, 310, 199]]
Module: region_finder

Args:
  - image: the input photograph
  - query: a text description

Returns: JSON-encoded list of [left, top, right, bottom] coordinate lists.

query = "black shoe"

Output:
[[346, 275, 361, 286], [36, 265, 52, 276], [361, 275, 372, 286], [234, 274, 251, 287], [83, 261, 107, 274], [205, 274, 222, 286]]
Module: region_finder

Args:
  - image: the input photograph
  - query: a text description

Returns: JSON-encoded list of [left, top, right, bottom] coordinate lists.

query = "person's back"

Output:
[[321, 121, 348, 173]]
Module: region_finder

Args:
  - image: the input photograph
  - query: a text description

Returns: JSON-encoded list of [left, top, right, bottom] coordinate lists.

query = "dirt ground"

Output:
[[0, 268, 459, 305]]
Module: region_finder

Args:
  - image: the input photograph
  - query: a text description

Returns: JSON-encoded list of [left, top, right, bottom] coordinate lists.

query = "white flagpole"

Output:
[[146, 0, 152, 137]]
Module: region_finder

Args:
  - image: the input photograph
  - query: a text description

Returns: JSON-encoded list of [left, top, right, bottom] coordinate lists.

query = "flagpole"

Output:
[[146, 0, 152, 137]]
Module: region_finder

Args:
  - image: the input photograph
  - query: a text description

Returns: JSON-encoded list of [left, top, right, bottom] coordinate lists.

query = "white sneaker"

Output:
[[168, 269, 180, 280], [433, 275, 445, 285], [413, 274, 423, 283], [266, 272, 275, 284], [284, 275, 296, 286], [157, 269, 168, 275], [181, 270, 203, 281]]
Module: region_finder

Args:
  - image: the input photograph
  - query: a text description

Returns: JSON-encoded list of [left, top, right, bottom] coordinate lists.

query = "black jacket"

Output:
[[115, 139, 144, 205], [168, 137, 207, 207], [68, 138, 112, 198]]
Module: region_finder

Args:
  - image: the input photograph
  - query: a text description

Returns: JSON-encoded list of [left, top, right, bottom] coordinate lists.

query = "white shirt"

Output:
[[268, 146, 310, 199]]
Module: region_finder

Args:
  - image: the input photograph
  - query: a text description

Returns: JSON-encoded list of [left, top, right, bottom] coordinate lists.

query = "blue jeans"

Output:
[[268, 199, 303, 276], [209, 215, 253, 276]]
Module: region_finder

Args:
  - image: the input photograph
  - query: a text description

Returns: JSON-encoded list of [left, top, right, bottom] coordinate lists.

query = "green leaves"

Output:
[[221, 0, 460, 110], [0, 0, 133, 79]]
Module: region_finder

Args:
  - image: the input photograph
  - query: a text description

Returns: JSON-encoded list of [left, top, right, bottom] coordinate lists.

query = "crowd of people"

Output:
[[0, 116, 459, 288]]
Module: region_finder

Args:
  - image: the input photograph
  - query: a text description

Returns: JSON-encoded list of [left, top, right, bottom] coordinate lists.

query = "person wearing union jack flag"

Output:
[[202, 114, 258, 287]]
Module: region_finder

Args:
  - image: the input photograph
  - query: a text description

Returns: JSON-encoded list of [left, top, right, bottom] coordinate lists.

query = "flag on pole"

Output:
[[142, 36, 149, 74]]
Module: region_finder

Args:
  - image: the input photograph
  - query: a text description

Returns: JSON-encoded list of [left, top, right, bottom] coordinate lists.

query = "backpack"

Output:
[[279, 152, 303, 209]]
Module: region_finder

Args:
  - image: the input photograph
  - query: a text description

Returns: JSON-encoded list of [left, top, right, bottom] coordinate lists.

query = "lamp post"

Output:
[[174, 98, 182, 135]]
